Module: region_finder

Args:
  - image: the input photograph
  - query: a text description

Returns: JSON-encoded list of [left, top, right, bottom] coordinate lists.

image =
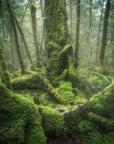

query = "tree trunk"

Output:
[[0, 42, 12, 89], [100, 0, 111, 66], [74, 0, 80, 69], [89, 0, 92, 30], [14, 16, 33, 64], [45, 0, 70, 77], [30, 0, 41, 68], [96, 4, 104, 63], [70, 0, 73, 34], [6, 0, 25, 74]]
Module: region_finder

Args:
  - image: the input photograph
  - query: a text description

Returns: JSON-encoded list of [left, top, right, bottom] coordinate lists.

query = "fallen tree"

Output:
[[62, 81, 114, 115], [12, 71, 67, 104]]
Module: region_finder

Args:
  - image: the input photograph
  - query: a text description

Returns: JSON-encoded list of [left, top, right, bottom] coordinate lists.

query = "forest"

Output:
[[0, 0, 114, 143]]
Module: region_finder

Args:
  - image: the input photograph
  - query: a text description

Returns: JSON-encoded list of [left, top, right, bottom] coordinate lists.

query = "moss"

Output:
[[58, 45, 73, 74], [0, 46, 12, 89], [39, 106, 66, 140], [85, 132, 102, 144], [88, 112, 109, 130], [12, 71, 67, 104], [78, 120, 95, 134], [33, 95, 40, 104], [0, 82, 47, 144], [56, 81, 75, 103]]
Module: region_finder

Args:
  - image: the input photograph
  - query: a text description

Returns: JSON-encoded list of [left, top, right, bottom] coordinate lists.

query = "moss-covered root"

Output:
[[0, 46, 12, 89], [0, 82, 47, 144], [12, 71, 67, 104]]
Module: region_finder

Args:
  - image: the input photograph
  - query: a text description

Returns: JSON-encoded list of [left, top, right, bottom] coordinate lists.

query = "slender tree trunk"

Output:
[[6, 0, 25, 74], [40, 0, 46, 51], [64, 0, 67, 40], [89, 0, 92, 30], [70, 0, 73, 34], [30, 0, 41, 68], [96, 3, 104, 62], [10, 28, 14, 71], [74, 0, 80, 69], [0, 41, 12, 89], [100, 0, 111, 66], [14, 16, 33, 64]]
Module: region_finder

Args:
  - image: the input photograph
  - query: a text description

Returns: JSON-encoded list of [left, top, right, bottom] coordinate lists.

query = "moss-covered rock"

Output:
[[0, 82, 47, 144], [39, 106, 66, 140]]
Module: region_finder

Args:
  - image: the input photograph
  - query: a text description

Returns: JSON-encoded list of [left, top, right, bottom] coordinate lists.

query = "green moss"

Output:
[[0, 46, 12, 89], [0, 82, 47, 144], [39, 106, 66, 140], [88, 112, 109, 130], [56, 81, 75, 103], [78, 120, 95, 134], [12, 71, 67, 104]]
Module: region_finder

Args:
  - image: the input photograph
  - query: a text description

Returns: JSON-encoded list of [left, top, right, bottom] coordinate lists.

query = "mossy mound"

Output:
[[12, 71, 43, 90], [56, 80, 87, 105], [0, 82, 47, 144], [39, 106, 66, 140], [12, 71, 67, 104], [64, 81, 114, 143]]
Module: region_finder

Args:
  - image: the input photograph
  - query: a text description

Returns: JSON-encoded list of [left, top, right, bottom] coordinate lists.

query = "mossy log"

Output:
[[63, 81, 114, 142], [62, 81, 114, 115], [12, 71, 67, 104], [0, 82, 47, 144]]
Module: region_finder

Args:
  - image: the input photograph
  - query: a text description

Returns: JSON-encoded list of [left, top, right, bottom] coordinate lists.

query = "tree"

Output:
[[45, 0, 71, 78], [30, 0, 41, 68], [74, 0, 81, 68], [0, 41, 12, 89], [6, 0, 25, 74], [100, 0, 111, 65]]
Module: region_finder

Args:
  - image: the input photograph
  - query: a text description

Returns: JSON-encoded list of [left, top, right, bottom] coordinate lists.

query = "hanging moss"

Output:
[[0, 46, 12, 89], [0, 82, 47, 144]]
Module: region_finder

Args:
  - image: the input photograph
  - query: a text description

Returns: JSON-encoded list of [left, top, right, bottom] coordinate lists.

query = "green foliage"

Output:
[[85, 132, 102, 144], [0, 82, 47, 144], [40, 106, 66, 140]]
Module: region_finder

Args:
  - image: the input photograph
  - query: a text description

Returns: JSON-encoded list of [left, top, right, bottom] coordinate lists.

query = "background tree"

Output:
[[100, 0, 111, 66]]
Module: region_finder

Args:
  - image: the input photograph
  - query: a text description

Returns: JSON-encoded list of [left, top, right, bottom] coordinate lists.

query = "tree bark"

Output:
[[6, 0, 25, 74], [100, 0, 111, 66], [0, 41, 12, 89], [96, 3, 104, 62], [14, 16, 33, 64], [30, 0, 41, 68], [74, 0, 80, 69]]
